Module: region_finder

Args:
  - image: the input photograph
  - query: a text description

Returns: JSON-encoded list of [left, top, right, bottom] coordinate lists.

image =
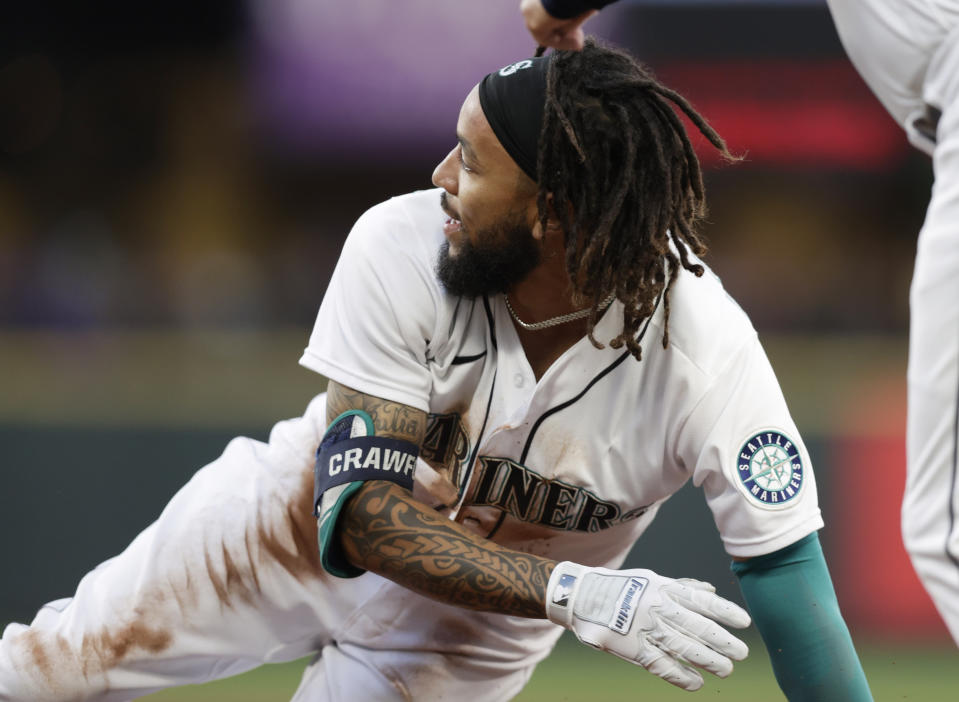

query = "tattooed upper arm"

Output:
[[325, 380, 427, 447]]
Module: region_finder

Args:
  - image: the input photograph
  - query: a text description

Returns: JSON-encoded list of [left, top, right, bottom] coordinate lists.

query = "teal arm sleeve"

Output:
[[732, 533, 872, 701]]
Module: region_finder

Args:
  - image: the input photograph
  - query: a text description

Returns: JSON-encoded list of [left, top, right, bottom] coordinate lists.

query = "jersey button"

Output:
[[513, 372, 525, 388]]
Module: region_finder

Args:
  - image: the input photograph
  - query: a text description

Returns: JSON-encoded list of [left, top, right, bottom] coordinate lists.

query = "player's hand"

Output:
[[545, 561, 751, 691], [520, 0, 597, 51]]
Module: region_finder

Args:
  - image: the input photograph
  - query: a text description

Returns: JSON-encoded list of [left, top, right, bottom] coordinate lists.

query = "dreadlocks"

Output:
[[537, 40, 735, 361]]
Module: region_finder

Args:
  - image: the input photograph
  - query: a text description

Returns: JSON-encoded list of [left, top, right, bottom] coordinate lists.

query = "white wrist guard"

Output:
[[545, 561, 751, 691]]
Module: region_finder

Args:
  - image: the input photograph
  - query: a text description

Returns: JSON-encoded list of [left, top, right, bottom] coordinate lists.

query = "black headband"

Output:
[[477, 56, 551, 182]]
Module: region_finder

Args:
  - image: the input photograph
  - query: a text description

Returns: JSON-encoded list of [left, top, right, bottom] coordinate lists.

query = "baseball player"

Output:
[[0, 43, 871, 700], [522, 0, 959, 650], [826, 0, 959, 649]]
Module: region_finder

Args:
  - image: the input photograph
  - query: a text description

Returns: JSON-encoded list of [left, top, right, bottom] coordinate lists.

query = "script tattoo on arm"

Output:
[[324, 380, 556, 618], [326, 380, 424, 444]]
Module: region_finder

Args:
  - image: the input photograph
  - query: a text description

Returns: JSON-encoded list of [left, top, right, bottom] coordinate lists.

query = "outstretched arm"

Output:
[[733, 533, 873, 701], [322, 380, 752, 691]]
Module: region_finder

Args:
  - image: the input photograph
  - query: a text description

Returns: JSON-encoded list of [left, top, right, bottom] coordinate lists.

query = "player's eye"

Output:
[[457, 148, 474, 174]]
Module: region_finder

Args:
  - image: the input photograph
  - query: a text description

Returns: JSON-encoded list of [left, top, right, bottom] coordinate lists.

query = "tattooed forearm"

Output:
[[324, 381, 552, 617], [341, 482, 556, 618], [326, 381, 426, 445]]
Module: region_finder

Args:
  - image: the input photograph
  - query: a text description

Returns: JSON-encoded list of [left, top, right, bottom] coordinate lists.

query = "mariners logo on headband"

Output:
[[734, 429, 805, 509], [499, 60, 534, 76]]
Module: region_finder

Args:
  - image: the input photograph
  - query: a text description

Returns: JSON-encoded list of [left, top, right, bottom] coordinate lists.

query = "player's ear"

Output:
[[530, 192, 563, 242]]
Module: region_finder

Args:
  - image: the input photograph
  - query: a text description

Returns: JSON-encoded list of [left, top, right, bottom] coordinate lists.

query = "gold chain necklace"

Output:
[[503, 293, 616, 331]]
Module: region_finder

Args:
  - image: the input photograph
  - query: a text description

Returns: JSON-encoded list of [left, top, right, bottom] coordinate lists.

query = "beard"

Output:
[[435, 213, 542, 298]]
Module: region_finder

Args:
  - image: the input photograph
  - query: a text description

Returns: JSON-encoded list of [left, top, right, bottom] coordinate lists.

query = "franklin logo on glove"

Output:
[[612, 577, 647, 634]]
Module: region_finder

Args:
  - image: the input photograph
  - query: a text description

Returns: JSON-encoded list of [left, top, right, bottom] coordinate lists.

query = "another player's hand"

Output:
[[545, 562, 751, 690], [520, 0, 597, 51]]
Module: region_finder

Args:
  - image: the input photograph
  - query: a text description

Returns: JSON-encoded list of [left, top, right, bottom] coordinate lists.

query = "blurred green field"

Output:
[[142, 633, 955, 701]]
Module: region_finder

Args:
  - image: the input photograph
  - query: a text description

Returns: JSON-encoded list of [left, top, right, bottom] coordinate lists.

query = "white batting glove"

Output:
[[545, 561, 751, 691]]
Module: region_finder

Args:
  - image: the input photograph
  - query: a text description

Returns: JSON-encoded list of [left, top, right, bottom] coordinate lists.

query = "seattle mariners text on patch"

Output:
[[736, 430, 804, 508]]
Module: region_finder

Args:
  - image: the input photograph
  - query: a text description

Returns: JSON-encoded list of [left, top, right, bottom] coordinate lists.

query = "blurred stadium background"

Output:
[[0, 0, 953, 698]]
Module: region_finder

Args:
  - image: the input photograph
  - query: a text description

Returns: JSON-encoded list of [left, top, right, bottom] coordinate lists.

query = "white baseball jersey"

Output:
[[0, 188, 824, 702], [827, 0, 959, 154], [826, 0, 959, 644], [301, 187, 823, 569]]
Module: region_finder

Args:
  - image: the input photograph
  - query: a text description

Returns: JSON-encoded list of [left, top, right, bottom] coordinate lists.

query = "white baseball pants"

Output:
[[903, 31, 959, 645]]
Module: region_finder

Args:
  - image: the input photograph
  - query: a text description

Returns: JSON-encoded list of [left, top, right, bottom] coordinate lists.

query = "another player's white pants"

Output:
[[0, 395, 555, 701], [828, 0, 959, 646], [903, 24, 959, 647]]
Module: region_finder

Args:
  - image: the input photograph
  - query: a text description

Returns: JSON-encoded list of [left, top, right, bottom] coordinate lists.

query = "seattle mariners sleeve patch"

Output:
[[734, 430, 805, 509]]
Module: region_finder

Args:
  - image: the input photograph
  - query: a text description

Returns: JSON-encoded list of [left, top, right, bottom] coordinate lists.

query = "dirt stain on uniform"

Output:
[[167, 571, 191, 616], [204, 542, 259, 608], [17, 595, 174, 697], [87, 618, 172, 663], [24, 629, 51, 678], [255, 467, 321, 583], [14, 445, 322, 696], [430, 615, 484, 650], [82, 590, 174, 670], [19, 629, 79, 698]]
